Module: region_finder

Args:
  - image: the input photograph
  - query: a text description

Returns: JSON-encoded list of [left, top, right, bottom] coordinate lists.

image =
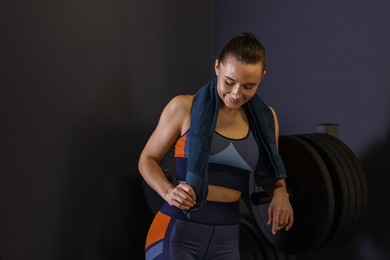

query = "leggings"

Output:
[[145, 201, 241, 260]]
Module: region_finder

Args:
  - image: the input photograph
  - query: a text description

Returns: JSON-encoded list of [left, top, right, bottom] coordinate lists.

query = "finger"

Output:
[[180, 184, 196, 201], [171, 186, 194, 208], [267, 207, 273, 225], [279, 212, 288, 227], [286, 214, 294, 231], [279, 211, 293, 231], [176, 183, 194, 199], [178, 185, 196, 206], [173, 200, 191, 210], [175, 191, 195, 207], [275, 210, 290, 231], [173, 195, 193, 210], [272, 212, 280, 235]]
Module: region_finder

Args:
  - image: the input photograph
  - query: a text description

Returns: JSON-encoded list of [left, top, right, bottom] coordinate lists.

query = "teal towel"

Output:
[[185, 78, 287, 214]]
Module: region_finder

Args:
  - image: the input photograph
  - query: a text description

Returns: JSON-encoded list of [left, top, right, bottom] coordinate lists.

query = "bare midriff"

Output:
[[178, 182, 241, 203], [207, 185, 241, 202]]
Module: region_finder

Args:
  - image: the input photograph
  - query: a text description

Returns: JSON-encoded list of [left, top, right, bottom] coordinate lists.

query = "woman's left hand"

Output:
[[267, 189, 294, 235]]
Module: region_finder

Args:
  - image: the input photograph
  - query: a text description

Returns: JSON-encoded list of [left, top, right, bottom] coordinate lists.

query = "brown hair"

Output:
[[218, 32, 266, 67]]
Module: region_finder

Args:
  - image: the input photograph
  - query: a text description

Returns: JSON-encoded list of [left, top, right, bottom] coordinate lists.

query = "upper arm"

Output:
[[140, 95, 192, 163], [268, 106, 280, 148]]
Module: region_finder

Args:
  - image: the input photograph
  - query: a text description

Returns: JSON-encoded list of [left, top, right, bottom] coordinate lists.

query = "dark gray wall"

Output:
[[0, 1, 212, 259], [214, 0, 390, 259], [213, 0, 390, 157], [2, 0, 389, 259]]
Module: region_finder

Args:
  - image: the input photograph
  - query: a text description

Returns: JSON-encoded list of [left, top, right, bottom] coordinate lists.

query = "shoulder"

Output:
[[159, 95, 193, 125], [164, 95, 194, 115], [268, 106, 280, 138], [268, 106, 279, 124], [169, 95, 194, 108], [268, 106, 276, 115], [158, 95, 193, 135]]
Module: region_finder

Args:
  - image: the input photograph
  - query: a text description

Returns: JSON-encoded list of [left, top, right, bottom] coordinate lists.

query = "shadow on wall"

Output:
[[357, 127, 390, 260], [57, 121, 153, 260]]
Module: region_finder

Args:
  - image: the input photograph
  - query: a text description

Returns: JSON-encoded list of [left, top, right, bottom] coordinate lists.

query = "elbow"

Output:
[[138, 153, 146, 177]]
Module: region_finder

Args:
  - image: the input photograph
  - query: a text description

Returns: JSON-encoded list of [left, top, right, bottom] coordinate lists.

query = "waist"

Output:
[[206, 185, 241, 202], [160, 200, 240, 225]]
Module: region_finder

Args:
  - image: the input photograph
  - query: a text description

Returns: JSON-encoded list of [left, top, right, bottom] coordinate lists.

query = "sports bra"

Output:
[[174, 129, 261, 192]]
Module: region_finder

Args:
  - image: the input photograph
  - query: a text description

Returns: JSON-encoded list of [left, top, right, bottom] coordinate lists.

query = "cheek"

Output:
[[218, 82, 230, 94], [243, 89, 257, 99]]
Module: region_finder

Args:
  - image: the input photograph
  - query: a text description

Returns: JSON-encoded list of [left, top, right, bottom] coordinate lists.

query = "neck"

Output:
[[219, 103, 242, 114]]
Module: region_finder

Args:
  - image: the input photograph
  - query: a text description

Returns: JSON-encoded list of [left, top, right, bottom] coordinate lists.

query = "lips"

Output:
[[229, 97, 240, 105]]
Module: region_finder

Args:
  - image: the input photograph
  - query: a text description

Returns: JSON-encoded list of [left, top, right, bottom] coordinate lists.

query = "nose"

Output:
[[231, 85, 242, 100]]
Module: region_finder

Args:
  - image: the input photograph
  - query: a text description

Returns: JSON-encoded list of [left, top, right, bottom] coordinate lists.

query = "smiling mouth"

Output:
[[229, 97, 240, 105]]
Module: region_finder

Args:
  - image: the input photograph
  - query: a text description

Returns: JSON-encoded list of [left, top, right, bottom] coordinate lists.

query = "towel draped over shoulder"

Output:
[[184, 78, 287, 214]]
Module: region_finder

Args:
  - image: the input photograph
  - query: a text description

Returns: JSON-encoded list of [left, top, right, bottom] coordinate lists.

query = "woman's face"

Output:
[[215, 55, 265, 111]]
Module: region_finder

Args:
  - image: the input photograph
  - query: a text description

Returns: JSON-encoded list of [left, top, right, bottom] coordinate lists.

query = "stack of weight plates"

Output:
[[239, 213, 297, 260], [248, 133, 369, 255]]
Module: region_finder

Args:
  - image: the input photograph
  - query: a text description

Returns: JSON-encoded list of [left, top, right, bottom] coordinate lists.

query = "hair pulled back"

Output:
[[218, 32, 266, 67]]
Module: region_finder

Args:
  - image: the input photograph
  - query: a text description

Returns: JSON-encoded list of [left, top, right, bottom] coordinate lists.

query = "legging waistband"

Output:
[[160, 200, 240, 225]]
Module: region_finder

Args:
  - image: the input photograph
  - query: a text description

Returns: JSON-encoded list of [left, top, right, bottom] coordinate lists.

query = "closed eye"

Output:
[[225, 80, 235, 86], [244, 84, 256, 89]]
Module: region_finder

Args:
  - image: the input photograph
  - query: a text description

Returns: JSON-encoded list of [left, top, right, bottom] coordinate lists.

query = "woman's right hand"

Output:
[[164, 182, 196, 211]]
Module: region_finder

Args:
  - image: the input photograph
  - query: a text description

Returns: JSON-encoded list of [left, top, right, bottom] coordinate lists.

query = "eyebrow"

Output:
[[225, 76, 257, 86]]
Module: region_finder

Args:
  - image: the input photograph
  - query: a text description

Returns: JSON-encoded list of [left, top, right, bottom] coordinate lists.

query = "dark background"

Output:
[[214, 1, 390, 259], [1, 0, 389, 259]]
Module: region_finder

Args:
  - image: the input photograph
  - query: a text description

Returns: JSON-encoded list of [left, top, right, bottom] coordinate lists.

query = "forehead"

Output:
[[219, 56, 264, 83]]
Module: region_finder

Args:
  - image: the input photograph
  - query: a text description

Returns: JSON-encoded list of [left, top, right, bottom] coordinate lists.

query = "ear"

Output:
[[261, 69, 267, 80], [214, 59, 220, 76]]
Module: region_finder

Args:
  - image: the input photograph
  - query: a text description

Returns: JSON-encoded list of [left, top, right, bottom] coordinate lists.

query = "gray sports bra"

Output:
[[175, 129, 261, 191]]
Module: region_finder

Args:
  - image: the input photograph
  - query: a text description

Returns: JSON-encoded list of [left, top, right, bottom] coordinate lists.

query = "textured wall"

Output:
[[0, 1, 212, 259]]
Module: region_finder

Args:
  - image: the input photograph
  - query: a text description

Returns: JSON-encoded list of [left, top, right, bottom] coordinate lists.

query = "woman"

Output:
[[138, 33, 294, 259]]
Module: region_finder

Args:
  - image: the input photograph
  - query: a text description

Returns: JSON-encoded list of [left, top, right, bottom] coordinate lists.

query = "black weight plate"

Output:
[[243, 225, 267, 259], [247, 210, 288, 260], [239, 229, 253, 260], [298, 134, 355, 248], [323, 135, 368, 222], [312, 133, 360, 246], [240, 221, 259, 260], [285, 253, 297, 260], [250, 135, 335, 254], [317, 133, 368, 245], [241, 213, 275, 260], [240, 197, 252, 215], [285, 254, 296, 260], [274, 247, 287, 260], [241, 178, 253, 214]]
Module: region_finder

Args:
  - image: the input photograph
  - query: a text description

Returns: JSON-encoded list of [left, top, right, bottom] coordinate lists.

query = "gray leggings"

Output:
[[145, 201, 241, 260], [170, 219, 240, 260]]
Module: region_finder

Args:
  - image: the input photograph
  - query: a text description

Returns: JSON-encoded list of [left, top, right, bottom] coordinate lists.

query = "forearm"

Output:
[[138, 155, 175, 202], [139, 154, 196, 210], [262, 179, 289, 198]]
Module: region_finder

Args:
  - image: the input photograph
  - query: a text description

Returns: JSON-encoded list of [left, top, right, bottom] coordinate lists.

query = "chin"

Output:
[[225, 102, 242, 110]]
